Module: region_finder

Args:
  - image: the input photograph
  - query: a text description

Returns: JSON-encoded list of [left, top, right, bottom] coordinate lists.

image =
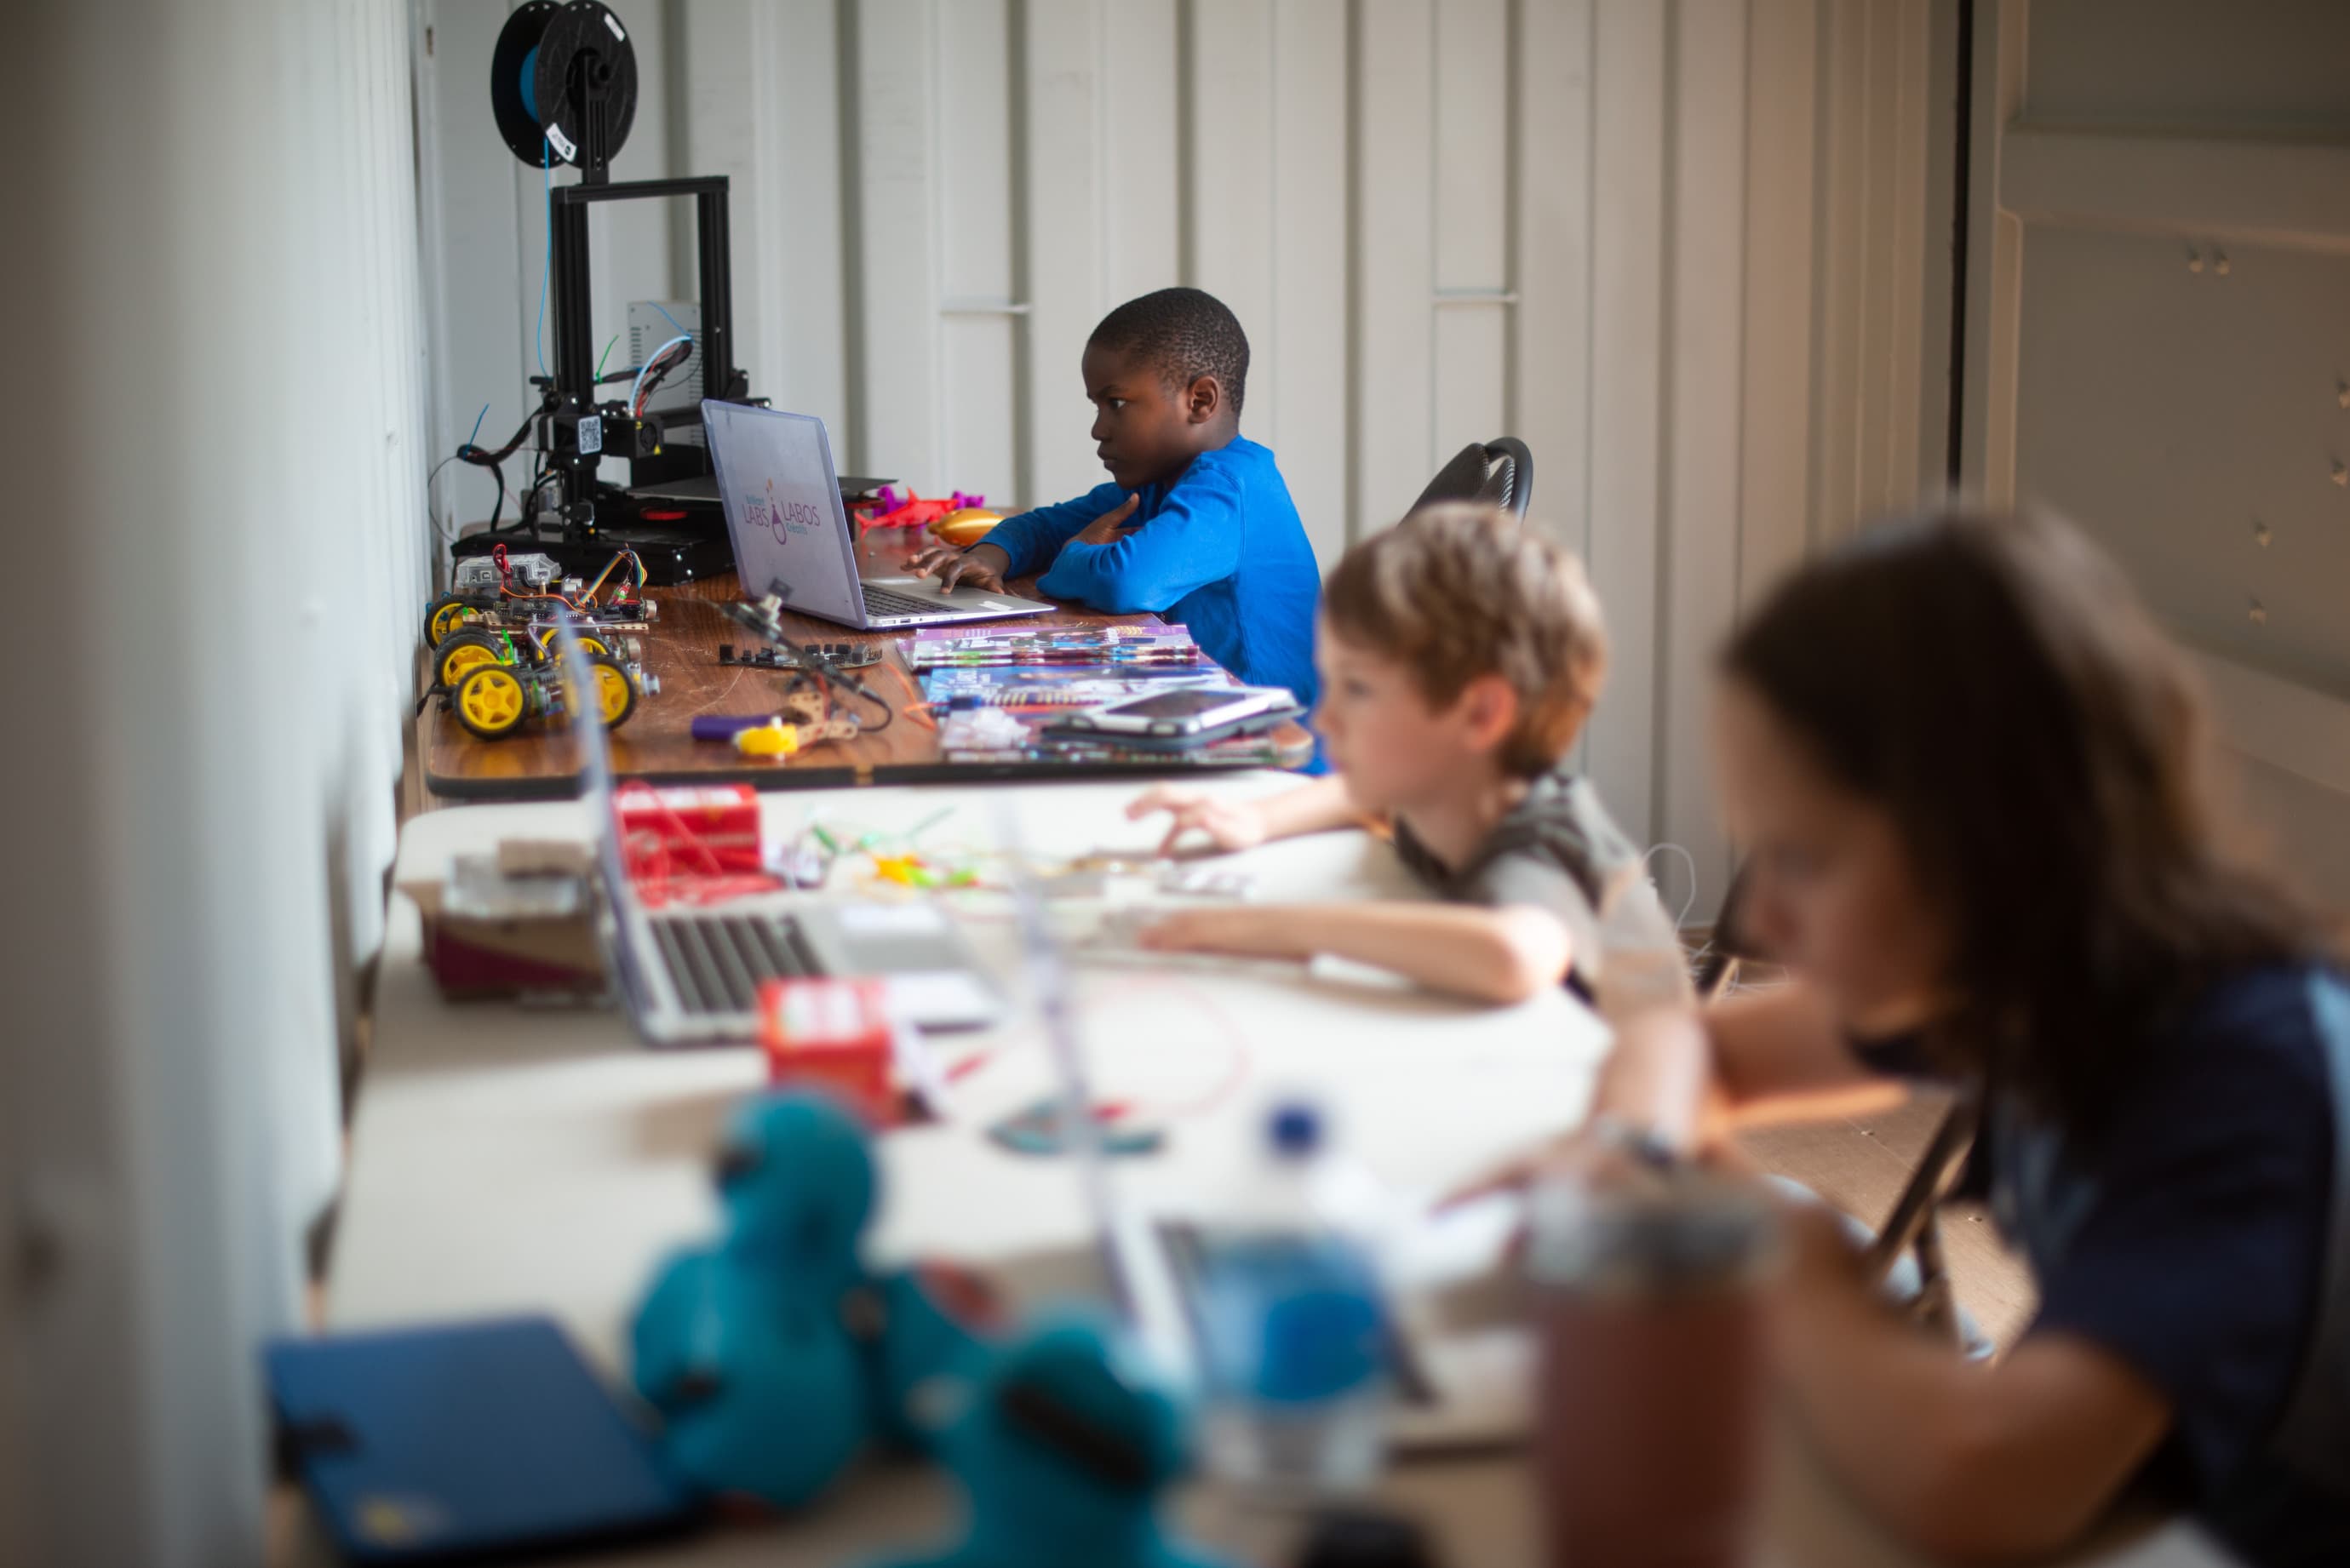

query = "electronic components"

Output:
[[424, 545, 656, 650], [718, 641, 881, 672]]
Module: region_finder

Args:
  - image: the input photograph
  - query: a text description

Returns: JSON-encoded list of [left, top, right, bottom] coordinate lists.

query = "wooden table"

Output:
[[424, 526, 1311, 800]]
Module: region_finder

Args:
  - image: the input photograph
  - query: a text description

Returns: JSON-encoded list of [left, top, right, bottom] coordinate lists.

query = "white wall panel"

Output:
[[854, 0, 946, 484], [935, 0, 1021, 505], [682, 1, 850, 441], [418, 0, 531, 533], [1354, 0, 1437, 531], [1269, 1, 1350, 567], [1101, 2, 1183, 304], [1023, 0, 1109, 503], [1183, 0, 1349, 562], [9, 0, 426, 1558], [583, 0, 677, 385], [1581, 0, 1667, 849], [1810, 0, 1939, 537], [1431, 0, 1510, 471], [1514, 0, 1596, 554], [1020, 0, 1189, 509], [1963, 0, 2350, 907], [1812, 0, 1868, 535], [1740, 0, 1819, 607], [1659, 0, 1751, 921], [1189, 0, 1278, 432]]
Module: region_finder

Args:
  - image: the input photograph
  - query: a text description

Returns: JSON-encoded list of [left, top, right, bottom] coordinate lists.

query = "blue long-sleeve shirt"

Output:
[[983, 438, 1322, 708]]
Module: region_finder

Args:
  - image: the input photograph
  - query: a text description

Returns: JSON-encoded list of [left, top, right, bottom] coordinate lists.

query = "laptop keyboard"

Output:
[[862, 581, 961, 620], [650, 911, 823, 1016]]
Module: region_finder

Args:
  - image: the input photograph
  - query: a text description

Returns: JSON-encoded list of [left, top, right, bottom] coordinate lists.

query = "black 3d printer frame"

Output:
[[447, 175, 751, 582], [547, 175, 744, 442], [457, 3, 755, 585]]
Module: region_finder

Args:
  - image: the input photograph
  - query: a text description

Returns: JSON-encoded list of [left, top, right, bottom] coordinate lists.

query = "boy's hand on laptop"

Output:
[[1070, 493, 1142, 547], [905, 541, 1010, 592], [1126, 786, 1269, 856]]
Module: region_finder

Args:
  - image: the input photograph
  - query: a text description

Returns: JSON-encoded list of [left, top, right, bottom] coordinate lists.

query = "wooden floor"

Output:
[[1708, 953, 2039, 1351], [1740, 1092, 2038, 1348]]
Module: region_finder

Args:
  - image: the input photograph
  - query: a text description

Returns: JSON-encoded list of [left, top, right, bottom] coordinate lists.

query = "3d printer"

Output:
[[450, 0, 748, 585]]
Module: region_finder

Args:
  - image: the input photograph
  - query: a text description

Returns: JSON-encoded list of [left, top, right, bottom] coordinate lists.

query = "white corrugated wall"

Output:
[[3, 0, 427, 1560], [417, 0, 1952, 918]]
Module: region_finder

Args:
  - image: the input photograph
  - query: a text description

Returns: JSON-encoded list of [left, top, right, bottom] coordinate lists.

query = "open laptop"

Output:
[[554, 621, 1001, 1043], [701, 399, 1057, 630]]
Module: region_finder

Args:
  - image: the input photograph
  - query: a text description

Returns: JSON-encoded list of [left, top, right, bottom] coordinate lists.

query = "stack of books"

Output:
[[903, 626, 1310, 769], [900, 624, 1212, 672]]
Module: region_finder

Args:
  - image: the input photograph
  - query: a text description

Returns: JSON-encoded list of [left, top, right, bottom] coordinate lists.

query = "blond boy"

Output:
[[1128, 504, 1668, 1004]]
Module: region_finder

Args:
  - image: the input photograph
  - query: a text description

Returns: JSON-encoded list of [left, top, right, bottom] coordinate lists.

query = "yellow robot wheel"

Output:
[[453, 663, 531, 740], [534, 624, 611, 658], [434, 632, 506, 691], [581, 655, 638, 728], [423, 593, 473, 648]]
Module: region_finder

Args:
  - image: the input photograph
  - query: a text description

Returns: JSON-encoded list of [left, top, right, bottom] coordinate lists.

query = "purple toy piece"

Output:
[[691, 713, 780, 742]]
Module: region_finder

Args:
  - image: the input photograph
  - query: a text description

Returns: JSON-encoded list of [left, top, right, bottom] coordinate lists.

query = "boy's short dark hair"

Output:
[[1322, 504, 1608, 777], [1088, 287, 1250, 414]]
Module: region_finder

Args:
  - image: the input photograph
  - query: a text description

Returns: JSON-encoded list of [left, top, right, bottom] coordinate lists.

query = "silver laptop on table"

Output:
[[701, 399, 1058, 630], [555, 621, 1000, 1044]]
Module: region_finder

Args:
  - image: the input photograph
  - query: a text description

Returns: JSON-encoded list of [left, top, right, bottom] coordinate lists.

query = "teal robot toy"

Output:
[[630, 1091, 994, 1511], [868, 1315, 1242, 1568]]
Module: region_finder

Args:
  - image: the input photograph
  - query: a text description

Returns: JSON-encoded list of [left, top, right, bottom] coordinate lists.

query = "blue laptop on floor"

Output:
[[267, 1315, 696, 1564]]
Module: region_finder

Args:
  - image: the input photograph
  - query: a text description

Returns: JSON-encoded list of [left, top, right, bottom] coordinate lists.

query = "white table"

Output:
[[312, 775, 2232, 1568]]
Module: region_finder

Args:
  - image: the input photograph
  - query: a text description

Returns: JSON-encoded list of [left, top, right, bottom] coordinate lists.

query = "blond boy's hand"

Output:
[[1126, 785, 1270, 857]]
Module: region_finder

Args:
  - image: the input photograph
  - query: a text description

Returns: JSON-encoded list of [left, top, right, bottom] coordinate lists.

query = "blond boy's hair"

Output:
[[1321, 503, 1608, 777]]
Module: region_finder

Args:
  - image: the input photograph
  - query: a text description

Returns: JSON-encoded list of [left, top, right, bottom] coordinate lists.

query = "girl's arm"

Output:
[[1138, 901, 1570, 1005], [1588, 982, 1912, 1153], [1775, 1207, 2171, 1563], [1452, 982, 1913, 1197]]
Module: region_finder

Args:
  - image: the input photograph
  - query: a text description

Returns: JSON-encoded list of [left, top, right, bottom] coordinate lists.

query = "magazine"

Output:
[[901, 624, 1208, 671]]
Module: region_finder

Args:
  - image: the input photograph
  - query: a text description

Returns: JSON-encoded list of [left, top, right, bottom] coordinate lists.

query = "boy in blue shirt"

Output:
[[903, 288, 1321, 707]]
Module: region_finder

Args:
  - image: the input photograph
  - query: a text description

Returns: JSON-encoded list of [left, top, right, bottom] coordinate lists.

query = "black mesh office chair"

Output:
[[1695, 866, 1977, 1349], [1410, 437, 1533, 519]]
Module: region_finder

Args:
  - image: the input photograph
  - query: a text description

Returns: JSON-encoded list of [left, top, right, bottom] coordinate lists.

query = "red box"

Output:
[[616, 783, 764, 878], [759, 976, 900, 1125]]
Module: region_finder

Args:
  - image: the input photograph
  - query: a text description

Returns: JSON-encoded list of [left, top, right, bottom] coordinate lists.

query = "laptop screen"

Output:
[[551, 619, 656, 1013], [701, 400, 865, 627]]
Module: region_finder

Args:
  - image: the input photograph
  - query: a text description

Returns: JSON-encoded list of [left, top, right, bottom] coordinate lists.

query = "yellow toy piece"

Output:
[[928, 508, 1003, 548], [870, 854, 925, 887], [734, 720, 802, 759], [868, 852, 981, 890], [453, 663, 530, 740]]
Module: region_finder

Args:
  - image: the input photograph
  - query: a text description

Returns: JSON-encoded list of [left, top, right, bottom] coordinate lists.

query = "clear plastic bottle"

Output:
[[1195, 1100, 1392, 1497]]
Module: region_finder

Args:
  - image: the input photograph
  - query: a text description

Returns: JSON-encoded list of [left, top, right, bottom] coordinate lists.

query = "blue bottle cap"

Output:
[[1268, 1102, 1321, 1158]]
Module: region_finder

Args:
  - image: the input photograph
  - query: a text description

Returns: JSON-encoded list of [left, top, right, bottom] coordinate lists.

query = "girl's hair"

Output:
[[1722, 508, 2318, 1136]]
